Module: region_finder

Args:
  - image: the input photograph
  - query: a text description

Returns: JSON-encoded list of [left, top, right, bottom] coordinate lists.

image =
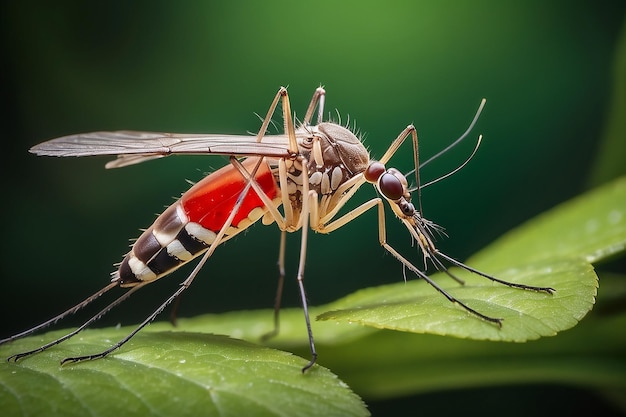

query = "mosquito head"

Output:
[[365, 161, 418, 220]]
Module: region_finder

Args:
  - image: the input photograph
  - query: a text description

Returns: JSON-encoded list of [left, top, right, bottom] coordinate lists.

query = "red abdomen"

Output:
[[181, 157, 278, 231], [116, 157, 279, 286]]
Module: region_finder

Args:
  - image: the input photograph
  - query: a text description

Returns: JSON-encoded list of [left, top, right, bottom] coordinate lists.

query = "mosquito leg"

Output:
[[317, 197, 381, 234], [170, 154, 286, 328], [302, 87, 326, 126], [261, 230, 286, 342], [274, 155, 320, 372], [252, 86, 298, 155], [62, 163, 262, 364], [377, 125, 425, 216], [382, 241, 503, 326], [8, 283, 147, 362], [63, 232, 234, 364], [168, 293, 183, 326], [230, 157, 287, 230], [374, 200, 504, 326], [436, 251, 555, 294], [429, 253, 466, 285], [406, 263, 503, 326], [319, 192, 503, 325], [230, 90, 299, 230], [297, 174, 318, 372], [380, 100, 487, 220], [321, 174, 369, 226], [1, 281, 118, 346], [62, 283, 188, 364]]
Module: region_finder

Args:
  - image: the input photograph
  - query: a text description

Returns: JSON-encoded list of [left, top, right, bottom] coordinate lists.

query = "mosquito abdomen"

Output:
[[116, 203, 214, 286], [115, 158, 279, 287]]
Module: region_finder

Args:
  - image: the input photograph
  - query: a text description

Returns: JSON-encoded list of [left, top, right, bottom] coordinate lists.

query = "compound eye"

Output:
[[379, 172, 404, 201], [364, 161, 386, 183], [387, 168, 408, 188]]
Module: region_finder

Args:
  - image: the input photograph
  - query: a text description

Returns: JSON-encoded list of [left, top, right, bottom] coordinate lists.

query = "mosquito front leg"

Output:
[[374, 199, 504, 326], [435, 251, 555, 294], [302, 87, 326, 127], [314, 193, 483, 322], [377, 125, 424, 214], [315, 197, 382, 234]]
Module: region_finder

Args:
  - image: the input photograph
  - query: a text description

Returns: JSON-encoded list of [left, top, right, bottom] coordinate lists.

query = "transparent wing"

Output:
[[29, 131, 293, 168]]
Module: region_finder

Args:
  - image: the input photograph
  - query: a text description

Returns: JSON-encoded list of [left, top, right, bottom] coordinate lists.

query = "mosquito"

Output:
[[2, 87, 554, 372]]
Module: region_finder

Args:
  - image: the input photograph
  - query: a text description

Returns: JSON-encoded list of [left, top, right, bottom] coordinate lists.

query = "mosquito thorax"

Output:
[[291, 122, 370, 198], [315, 123, 369, 176]]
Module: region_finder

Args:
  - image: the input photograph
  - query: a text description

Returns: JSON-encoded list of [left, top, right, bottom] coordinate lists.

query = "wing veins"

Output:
[[29, 131, 293, 168]]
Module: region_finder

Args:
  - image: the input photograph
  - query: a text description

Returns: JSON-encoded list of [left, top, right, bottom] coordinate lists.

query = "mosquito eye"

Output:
[[379, 172, 404, 200], [387, 168, 408, 188], [364, 161, 386, 183]]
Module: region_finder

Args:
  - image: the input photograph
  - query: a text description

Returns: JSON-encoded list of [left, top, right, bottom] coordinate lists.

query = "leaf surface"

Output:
[[318, 177, 626, 340], [0, 332, 368, 417]]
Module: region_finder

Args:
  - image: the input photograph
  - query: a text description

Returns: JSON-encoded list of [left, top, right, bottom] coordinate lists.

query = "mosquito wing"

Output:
[[29, 131, 293, 168]]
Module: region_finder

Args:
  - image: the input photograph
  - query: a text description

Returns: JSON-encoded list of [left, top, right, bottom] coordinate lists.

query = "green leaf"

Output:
[[317, 177, 626, 340], [318, 258, 596, 341], [311, 296, 626, 400], [2, 178, 623, 417], [0, 331, 368, 417]]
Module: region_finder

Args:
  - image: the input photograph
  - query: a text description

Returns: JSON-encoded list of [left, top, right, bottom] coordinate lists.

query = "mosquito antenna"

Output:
[[421, 98, 486, 169], [418, 134, 483, 190], [404, 98, 486, 182]]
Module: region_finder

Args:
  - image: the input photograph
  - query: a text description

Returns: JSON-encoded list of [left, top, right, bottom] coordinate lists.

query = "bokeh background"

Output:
[[2, 2, 625, 416]]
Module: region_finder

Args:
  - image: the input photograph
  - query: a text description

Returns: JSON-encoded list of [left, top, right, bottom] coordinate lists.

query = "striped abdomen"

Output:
[[114, 157, 279, 287]]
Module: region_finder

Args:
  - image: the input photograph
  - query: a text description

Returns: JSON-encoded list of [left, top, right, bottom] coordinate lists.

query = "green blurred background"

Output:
[[2, 1, 625, 416]]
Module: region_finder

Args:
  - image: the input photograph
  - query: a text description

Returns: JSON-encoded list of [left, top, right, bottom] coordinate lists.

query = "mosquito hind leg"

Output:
[[6, 283, 145, 362], [61, 282, 187, 364], [1, 281, 119, 347], [168, 293, 183, 326], [261, 230, 287, 342], [61, 161, 264, 364]]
